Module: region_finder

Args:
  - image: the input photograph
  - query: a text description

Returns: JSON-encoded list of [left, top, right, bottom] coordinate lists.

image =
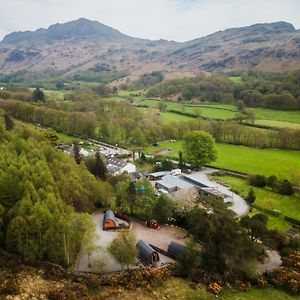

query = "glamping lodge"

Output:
[[103, 210, 130, 230], [167, 241, 186, 260], [136, 240, 160, 266]]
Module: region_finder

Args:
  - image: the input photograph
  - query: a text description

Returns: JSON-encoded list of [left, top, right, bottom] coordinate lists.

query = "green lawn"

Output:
[[159, 112, 194, 123], [216, 176, 300, 232], [229, 76, 243, 84], [144, 141, 300, 180]]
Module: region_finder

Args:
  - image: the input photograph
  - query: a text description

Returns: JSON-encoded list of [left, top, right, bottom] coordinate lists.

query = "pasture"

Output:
[[255, 108, 300, 124], [216, 176, 300, 232], [144, 141, 300, 180]]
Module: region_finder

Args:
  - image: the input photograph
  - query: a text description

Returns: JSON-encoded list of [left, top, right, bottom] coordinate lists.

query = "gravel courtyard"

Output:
[[76, 213, 188, 273]]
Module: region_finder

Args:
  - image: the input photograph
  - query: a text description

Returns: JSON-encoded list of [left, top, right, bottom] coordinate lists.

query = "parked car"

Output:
[[182, 168, 192, 174]]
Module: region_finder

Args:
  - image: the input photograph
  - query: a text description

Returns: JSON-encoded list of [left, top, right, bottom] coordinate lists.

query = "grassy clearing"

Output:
[[56, 132, 80, 144], [229, 76, 243, 84], [159, 112, 194, 123], [216, 176, 300, 232], [144, 141, 300, 180], [255, 108, 300, 124]]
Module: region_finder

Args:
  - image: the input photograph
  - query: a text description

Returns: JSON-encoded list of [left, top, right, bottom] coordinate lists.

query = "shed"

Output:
[[103, 210, 117, 230], [167, 241, 185, 259], [136, 240, 160, 265]]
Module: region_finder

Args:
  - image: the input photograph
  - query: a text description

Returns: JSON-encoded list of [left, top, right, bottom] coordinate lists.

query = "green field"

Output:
[[216, 176, 300, 231], [229, 76, 243, 84], [144, 141, 300, 180], [255, 119, 300, 129], [255, 108, 300, 125], [137, 99, 238, 120]]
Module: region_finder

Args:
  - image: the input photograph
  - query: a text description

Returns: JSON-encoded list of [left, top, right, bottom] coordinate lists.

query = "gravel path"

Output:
[[258, 249, 282, 273]]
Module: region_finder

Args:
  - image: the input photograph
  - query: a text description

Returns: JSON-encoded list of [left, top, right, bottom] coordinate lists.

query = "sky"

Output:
[[0, 0, 299, 42]]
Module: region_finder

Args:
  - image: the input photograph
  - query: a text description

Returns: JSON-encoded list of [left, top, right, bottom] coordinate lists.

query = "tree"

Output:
[[249, 174, 266, 187], [244, 108, 256, 125], [32, 88, 45, 103], [177, 239, 201, 278], [245, 188, 256, 204], [73, 142, 81, 165], [157, 102, 167, 111], [108, 232, 138, 270], [236, 100, 246, 111], [240, 214, 268, 242], [183, 130, 217, 169], [152, 195, 175, 224], [112, 86, 118, 96], [127, 182, 136, 214], [94, 152, 107, 180], [193, 108, 202, 118], [4, 113, 14, 130], [178, 150, 184, 169]]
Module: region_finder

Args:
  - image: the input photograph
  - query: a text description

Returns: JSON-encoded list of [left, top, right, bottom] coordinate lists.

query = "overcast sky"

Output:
[[0, 0, 298, 42]]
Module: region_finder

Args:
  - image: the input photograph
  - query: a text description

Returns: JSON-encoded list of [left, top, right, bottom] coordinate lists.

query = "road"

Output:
[[258, 249, 282, 273], [183, 168, 250, 216]]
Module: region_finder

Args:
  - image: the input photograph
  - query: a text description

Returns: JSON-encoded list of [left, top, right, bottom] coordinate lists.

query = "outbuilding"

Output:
[[167, 241, 185, 259], [103, 210, 117, 230], [136, 240, 160, 265]]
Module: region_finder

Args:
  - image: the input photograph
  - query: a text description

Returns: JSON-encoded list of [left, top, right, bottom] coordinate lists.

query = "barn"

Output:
[[136, 240, 160, 265], [167, 241, 185, 259], [103, 210, 117, 230]]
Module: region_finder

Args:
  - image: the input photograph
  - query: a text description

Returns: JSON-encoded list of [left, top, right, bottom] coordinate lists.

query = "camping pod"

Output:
[[167, 241, 185, 259], [103, 210, 117, 230], [136, 240, 160, 265]]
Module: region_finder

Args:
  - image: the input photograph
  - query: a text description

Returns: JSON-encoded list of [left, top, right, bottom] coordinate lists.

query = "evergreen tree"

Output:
[[73, 143, 81, 164], [95, 152, 107, 180], [178, 150, 184, 169], [246, 188, 256, 204], [32, 88, 45, 103], [4, 113, 14, 130]]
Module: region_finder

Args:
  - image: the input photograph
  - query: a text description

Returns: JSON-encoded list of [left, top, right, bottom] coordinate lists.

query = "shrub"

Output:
[[245, 188, 256, 204], [277, 180, 294, 195], [249, 174, 266, 187]]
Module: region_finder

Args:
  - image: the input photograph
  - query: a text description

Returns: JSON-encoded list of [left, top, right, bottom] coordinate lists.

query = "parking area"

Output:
[[76, 213, 188, 274]]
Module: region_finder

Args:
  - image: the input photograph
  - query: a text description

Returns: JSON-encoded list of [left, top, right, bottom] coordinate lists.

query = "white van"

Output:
[[170, 169, 181, 176]]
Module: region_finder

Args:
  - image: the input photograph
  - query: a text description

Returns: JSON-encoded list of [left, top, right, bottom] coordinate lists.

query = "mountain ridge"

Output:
[[0, 19, 300, 77]]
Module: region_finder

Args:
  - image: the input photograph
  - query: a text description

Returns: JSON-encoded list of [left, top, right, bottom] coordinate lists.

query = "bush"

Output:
[[245, 188, 256, 204], [277, 180, 294, 195], [249, 174, 266, 187]]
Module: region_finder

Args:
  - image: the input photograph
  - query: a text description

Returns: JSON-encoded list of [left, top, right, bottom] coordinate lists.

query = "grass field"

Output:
[[255, 108, 300, 125], [255, 119, 300, 129], [56, 132, 80, 144], [144, 141, 300, 180], [215, 176, 300, 231], [229, 76, 243, 84], [137, 99, 238, 120]]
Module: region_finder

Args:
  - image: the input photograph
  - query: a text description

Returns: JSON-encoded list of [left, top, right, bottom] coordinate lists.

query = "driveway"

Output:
[[183, 168, 249, 216], [258, 249, 282, 273]]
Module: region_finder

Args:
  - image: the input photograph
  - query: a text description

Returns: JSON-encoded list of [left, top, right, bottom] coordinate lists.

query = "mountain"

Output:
[[0, 19, 300, 79], [2, 18, 143, 44]]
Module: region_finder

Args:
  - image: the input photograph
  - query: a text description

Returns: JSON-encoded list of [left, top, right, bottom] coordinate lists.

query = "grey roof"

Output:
[[103, 210, 115, 223], [136, 240, 157, 261], [107, 164, 121, 174], [157, 175, 193, 190], [104, 155, 127, 168], [167, 241, 185, 258], [149, 171, 169, 178]]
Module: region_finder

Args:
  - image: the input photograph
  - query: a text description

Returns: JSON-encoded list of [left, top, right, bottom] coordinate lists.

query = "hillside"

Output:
[[0, 19, 300, 78]]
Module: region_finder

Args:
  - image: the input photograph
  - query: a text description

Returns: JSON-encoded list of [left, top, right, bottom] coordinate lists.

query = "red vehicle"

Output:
[[147, 220, 160, 230]]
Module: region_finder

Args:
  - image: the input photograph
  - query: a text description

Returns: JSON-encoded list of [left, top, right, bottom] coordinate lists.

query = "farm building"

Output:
[[167, 241, 185, 259], [104, 155, 136, 175], [136, 240, 160, 265], [103, 210, 130, 230], [149, 171, 169, 181], [155, 175, 194, 193]]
